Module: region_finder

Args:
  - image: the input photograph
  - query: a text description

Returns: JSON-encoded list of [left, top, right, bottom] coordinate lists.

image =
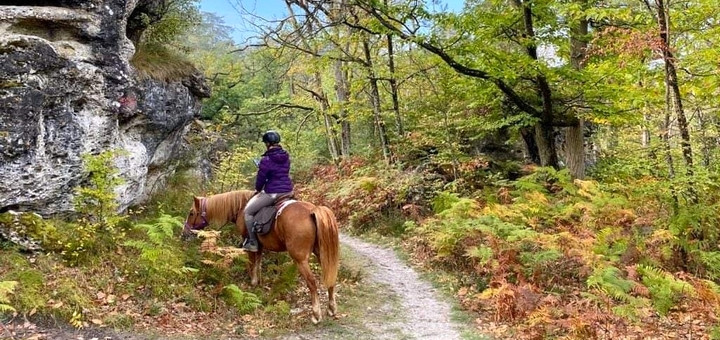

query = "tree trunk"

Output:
[[642, 112, 651, 149], [535, 123, 558, 168], [565, 121, 585, 179], [315, 73, 340, 162], [386, 33, 404, 136], [333, 60, 352, 157], [657, 0, 693, 173], [515, 0, 559, 168], [697, 108, 711, 167], [520, 127, 541, 164], [362, 39, 391, 162], [565, 5, 589, 179]]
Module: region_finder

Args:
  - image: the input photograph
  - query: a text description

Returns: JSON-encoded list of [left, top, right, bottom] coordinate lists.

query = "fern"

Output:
[[587, 266, 634, 302], [432, 191, 462, 214], [222, 284, 261, 314], [697, 251, 720, 280], [0, 280, 18, 313], [123, 214, 189, 296], [637, 264, 694, 315], [135, 214, 182, 245], [466, 245, 494, 266]]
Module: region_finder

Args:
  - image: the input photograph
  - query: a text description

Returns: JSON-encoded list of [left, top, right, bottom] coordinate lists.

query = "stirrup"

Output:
[[243, 240, 259, 252]]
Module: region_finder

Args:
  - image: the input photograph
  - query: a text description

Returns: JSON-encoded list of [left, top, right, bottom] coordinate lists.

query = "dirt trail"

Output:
[[338, 234, 463, 340]]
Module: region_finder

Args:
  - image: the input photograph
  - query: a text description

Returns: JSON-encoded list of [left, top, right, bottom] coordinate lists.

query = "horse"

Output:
[[180, 190, 339, 324]]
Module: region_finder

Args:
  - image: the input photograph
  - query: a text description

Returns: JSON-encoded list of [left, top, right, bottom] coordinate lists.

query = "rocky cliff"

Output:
[[0, 0, 210, 215]]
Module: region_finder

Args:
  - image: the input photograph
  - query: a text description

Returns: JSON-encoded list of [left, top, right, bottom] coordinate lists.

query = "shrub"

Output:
[[61, 150, 128, 265]]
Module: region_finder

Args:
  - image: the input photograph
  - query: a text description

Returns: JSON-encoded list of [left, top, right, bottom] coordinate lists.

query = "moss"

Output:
[[0, 212, 13, 225], [3, 269, 45, 311], [131, 43, 198, 82], [0, 80, 24, 89]]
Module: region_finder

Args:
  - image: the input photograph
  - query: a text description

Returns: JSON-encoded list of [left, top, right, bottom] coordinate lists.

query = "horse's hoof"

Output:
[[327, 308, 336, 317], [311, 315, 320, 325]]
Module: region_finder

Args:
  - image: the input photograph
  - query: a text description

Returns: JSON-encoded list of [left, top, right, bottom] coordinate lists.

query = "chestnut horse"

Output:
[[181, 190, 339, 323]]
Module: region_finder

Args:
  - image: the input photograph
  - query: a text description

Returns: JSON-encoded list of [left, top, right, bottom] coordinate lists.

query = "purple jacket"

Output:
[[255, 146, 294, 193]]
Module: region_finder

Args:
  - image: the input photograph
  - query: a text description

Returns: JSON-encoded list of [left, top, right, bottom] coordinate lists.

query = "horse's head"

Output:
[[181, 196, 208, 241]]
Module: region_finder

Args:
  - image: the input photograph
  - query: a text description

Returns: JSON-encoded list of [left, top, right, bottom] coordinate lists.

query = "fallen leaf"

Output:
[[91, 319, 103, 325], [121, 294, 131, 301], [97, 291, 106, 300]]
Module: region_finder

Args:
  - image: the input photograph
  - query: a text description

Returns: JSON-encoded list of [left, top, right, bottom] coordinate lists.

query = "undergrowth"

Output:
[[0, 152, 363, 337], [302, 160, 720, 338]]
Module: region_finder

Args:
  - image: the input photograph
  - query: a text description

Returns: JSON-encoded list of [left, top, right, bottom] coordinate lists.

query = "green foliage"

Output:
[[222, 284, 262, 314], [637, 264, 694, 315], [123, 214, 191, 296], [211, 146, 257, 193], [142, 0, 201, 46], [61, 150, 127, 265], [264, 254, 299, 301], [0, 280, 18, 314], [466, 245, 493, 266], [587, 266, 634, 302], [264, 300, 291, 318], [432, 191, 462, 214]]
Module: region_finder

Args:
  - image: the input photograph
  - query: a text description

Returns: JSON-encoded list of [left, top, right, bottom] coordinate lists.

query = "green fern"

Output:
[[697, 251, 720, 280], [222, 284, 261, 314], [123, 214, 189, 296], [587, 266, 634, 302], [466, 245, 494, 266], [0, 280, 18, 313], [637, 264, 694, 315], [135, 214, 183, 245]]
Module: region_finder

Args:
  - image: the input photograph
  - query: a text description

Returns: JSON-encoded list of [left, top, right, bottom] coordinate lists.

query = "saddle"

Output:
[[253, 193, 297, 236]]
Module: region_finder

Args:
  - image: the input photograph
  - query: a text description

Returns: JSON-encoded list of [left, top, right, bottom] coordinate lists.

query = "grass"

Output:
[[131, 43, 198, 82]]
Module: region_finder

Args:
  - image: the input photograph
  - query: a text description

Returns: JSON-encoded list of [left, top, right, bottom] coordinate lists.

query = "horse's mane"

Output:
[[205, 190, 254, 225]]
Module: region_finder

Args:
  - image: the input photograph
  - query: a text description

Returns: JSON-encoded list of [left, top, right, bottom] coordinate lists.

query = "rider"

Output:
[[243, 130, 294, 252]]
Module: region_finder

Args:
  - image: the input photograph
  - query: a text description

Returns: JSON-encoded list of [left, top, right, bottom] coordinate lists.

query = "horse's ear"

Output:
[[193, 196, 201, 208]]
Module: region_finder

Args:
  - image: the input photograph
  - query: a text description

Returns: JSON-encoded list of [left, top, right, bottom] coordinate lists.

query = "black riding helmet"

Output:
[[262, 130, 281, 145]]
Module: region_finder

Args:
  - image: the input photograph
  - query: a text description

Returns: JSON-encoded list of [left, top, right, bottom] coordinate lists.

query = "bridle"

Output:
[[183, 198, 209, 232]]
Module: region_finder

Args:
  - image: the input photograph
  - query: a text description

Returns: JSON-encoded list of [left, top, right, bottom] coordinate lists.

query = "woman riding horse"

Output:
[[243, 130, 293, 252], [182, 130, 339, 323]]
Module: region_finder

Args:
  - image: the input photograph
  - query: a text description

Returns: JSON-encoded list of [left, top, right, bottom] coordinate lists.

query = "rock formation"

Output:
[[0, 0, 210, 216]]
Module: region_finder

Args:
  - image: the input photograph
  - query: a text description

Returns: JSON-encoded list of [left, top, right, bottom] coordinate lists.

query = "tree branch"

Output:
[[355, 1, 542, 118]]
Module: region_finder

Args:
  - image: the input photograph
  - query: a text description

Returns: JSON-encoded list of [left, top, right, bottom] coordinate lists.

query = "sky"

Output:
[[199, 0, 466, 44]]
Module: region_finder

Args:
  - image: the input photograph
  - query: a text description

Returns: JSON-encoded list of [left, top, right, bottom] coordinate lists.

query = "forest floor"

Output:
[[1, 233, 475, 340]]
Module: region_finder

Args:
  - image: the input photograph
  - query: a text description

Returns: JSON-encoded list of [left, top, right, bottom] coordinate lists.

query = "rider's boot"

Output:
[[243, 220, 260, 252]]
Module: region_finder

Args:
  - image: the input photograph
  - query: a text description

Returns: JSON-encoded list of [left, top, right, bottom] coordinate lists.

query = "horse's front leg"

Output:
[[248, 251, 263, 286]]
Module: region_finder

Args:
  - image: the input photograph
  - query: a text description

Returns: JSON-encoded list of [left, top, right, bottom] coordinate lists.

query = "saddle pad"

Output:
[[253, 200, 299, 236], [277, 200, 298, 216]]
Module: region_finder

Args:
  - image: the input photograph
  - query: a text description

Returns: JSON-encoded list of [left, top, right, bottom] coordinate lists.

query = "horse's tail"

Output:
[[312, 206, 339, 288]]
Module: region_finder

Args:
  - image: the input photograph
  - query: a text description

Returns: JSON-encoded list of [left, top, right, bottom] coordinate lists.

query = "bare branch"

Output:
[[234, 103, 315, 116]]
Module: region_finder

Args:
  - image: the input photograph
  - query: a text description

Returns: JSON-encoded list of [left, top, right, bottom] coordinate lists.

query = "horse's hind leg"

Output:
[[297, 259, 322, 324], [327, 285, 337, 317], [248, 251, 263, 286]]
